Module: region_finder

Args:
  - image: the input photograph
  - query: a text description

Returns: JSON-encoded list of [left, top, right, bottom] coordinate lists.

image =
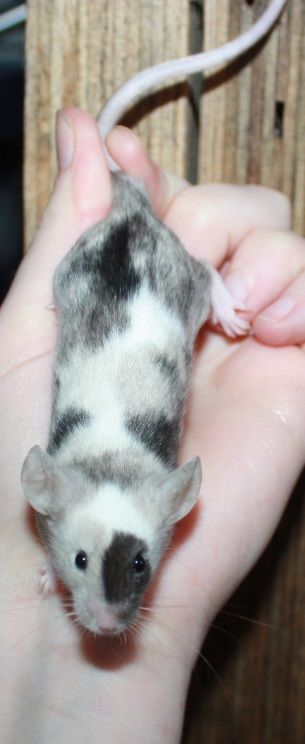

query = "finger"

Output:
[[0, 109, 111, 373], [253, 269, 305, 347], [164, 184, 291, 265], [106, 125, 188, 217], [224, 230, 305, 334], [21, 108, 111, 295], [224, 228, 305, 309]]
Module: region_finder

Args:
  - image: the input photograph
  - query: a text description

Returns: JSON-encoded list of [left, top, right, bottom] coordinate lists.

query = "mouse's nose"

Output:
[[86, 600, 119, 634], [98, 624, 118, 635]]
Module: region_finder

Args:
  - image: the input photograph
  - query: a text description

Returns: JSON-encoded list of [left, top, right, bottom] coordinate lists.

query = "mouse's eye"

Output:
[[75, 550, 88, 570], [133, 552, 146, 573]]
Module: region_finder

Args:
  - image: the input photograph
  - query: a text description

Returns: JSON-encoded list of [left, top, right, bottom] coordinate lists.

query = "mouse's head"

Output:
[[21, 446, 202, 636]]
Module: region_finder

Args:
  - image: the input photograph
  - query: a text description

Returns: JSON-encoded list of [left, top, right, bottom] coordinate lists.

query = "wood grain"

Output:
[[183, 471, 305, 743], [199, 0, 305, 235], [24, 0, 190, 247], [24, 1, 305, 742]]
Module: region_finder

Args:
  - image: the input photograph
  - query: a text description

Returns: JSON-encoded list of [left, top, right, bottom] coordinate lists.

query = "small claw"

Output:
[[232, 317, 251, 334], [228, 298, 251, 313]]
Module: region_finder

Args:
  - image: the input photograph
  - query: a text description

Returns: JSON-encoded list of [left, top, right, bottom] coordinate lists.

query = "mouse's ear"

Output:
[[158, 456, 202, 525], [21, 445, 67, 517]]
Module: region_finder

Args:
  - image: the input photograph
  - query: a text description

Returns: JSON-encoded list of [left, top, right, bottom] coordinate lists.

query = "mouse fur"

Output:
[[22, 172, 243, 635]]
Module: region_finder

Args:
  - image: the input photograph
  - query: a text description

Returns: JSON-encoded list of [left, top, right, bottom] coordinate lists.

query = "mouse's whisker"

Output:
[[140, 602, 204, 611], [220, 608, 278, 630], [119, 630, 128, 645], [209, 621, 241, 645], [128, 614, 148, 641], [141, 613, 227, 692]]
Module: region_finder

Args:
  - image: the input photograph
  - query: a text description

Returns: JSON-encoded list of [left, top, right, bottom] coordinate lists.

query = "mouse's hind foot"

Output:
[[209, 268, 250, 338]]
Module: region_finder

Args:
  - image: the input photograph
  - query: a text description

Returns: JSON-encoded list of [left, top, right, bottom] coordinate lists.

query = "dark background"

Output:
[[0, 0, 24, 302]]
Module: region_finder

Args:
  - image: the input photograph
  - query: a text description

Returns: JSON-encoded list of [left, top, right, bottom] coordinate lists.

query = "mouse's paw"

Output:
[[39, 561, 56, 597], [209, 269, 250, 338]]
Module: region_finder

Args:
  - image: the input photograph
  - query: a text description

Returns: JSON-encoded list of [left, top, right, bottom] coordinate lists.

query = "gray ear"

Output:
[[21, 445, 66, 517], [160, 456, 202, 525]]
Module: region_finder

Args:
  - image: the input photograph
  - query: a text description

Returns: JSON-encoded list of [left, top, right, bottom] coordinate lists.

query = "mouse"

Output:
[[21, 0, 287, 637]]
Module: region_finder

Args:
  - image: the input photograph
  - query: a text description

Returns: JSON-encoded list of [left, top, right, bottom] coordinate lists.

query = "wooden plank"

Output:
[[199, 0, 305, 235], [183, 473, 305, 743], [24, 0, 190, 247]]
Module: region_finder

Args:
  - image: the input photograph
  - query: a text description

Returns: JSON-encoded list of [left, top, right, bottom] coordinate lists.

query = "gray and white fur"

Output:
[[21, 0, 287, 636], [21, 173, 247, 635]]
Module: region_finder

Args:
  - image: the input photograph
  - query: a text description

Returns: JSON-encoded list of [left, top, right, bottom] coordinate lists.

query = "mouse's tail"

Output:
[[97, 0, 288, 149]]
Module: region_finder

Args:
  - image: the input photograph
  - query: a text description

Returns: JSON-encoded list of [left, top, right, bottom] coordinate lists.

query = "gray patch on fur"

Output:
[[52, 173, 155, 364], [50, 374, 61, 417], [103, 531, 151, 604], [53, 219, 141, 359], [112, 172, 153, 214], [52, 172, 212, 366], [155, 354, 179, 381], [48, 408, 91, 453], [72, 448, 167, 489], [125, 411, 181, 467], [73, 451, 141, 489]]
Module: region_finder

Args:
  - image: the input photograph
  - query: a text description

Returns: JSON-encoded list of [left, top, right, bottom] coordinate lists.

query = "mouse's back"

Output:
[[53, 172, 212, 361]]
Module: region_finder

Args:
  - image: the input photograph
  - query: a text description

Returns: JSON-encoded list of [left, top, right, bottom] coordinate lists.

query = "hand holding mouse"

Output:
[[1, 109, 305, 744]]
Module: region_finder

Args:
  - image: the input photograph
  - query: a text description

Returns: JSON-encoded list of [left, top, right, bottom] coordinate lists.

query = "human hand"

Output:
[[1, 110, 305, 744]]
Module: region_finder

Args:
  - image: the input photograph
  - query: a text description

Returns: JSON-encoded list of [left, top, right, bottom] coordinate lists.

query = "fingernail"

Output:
[[224, 272, 250, 303], [258, 296, 295, 323], [56, 111, 74, 170]]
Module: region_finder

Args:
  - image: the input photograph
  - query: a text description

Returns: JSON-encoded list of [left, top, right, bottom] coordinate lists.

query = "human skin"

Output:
[[1, 109, 305, 743]]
